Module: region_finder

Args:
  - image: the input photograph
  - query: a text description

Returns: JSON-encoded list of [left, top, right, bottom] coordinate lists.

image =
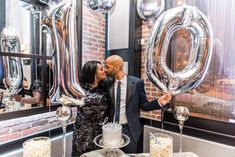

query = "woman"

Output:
[[20, 64, 53, 107], [72, 60, 108, 156]]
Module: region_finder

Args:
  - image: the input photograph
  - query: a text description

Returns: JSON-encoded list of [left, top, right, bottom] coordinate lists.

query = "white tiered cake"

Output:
[[102, 123, 122, 147]]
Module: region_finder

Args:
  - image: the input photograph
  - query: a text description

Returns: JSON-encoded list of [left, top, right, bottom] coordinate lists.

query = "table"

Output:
[[81, 149, 199, 157], [128, 152, 199, 157]]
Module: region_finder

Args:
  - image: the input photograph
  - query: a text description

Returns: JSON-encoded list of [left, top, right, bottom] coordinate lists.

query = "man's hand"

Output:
[[158, 93, 172, 107]]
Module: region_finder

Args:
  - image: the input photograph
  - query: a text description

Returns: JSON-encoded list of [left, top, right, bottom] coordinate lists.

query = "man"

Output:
[[104, 55, 172, 153]]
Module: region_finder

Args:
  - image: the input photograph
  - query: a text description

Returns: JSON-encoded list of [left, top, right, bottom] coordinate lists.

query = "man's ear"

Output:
[[114, 65, 119, 71]]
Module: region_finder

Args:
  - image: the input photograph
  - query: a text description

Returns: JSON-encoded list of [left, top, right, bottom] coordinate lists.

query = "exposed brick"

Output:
[[31, 120, 48, 127], [48, 122, 58, 129], [22, 127, 38, 136], [0, 119, 21, 128], [0, 127, 10, 135], [37, 124, 52, 132], [38, 112, 55, 119], [22, 114, 40, 123], [48, 117, 58, 123], [0, 132, 22, 142], [10, 123, 31, 133]]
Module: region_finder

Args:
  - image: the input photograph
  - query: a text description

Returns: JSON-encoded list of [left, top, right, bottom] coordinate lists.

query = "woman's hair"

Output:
[[79, 60, 101, 85]]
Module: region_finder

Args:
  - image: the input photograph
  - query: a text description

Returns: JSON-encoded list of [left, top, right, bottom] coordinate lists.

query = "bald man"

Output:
[[104, 55, 171, 153]]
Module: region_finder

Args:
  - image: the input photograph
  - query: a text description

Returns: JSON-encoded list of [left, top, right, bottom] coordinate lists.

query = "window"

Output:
[[169, 0, 235, 123]]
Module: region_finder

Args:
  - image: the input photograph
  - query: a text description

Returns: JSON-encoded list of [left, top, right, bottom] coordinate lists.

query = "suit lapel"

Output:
[[109, 84, 115, 105], [126, 76, 134, 105]]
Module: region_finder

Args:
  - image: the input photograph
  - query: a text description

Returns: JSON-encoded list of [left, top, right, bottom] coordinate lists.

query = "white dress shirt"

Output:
[[114, 74, 128, 124]]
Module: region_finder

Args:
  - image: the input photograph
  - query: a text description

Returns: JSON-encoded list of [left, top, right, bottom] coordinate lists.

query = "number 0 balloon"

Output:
[[146, 5, 213, 95]]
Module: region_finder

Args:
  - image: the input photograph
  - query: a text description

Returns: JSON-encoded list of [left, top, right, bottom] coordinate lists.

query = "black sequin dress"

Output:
[[72, 84, 108, 157]]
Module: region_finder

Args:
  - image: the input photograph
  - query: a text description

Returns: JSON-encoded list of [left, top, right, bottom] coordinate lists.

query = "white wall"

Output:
[[5, 0, 32, 85], [5, 0, 31, 53], [107, 0, 130, 50]]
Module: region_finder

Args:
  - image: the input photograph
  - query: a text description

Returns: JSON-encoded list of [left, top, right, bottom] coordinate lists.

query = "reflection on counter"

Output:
[[0, 90, 43, 113]]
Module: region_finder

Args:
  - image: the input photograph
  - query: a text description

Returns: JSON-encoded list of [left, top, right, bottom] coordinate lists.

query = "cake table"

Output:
[[81, 151, 199, 157], [128, 152, 199, 157], [92, 134, 130, 157]]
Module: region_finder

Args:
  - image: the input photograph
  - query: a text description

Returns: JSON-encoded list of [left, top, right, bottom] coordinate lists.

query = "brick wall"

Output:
[[0, 107, 77, 143], [81, 2, 159, 119], [81, 1, 158, 105], [82, 1, 106, 63], [140, 21, 162, 119]]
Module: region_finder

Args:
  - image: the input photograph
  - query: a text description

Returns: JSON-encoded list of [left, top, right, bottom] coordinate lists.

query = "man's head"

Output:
[[105, 55, 124, 78]]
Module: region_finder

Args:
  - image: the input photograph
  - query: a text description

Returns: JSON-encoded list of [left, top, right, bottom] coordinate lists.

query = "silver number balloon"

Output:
[[146, 5, 213, 95], [88, 0, 116, 14], [56, 105, 72, 123], [43, 0, 85, 105], [42, 17, 60, 103], [137, 0, 165, 21], [88, 0, 100, 11], [0, 27, 23, 95], [19, 0, 49, 11], [99, 0, 116, 14]]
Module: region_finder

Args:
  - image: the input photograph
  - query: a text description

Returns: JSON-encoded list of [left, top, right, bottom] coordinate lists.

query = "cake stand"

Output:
[[94, 134, 130, 157]]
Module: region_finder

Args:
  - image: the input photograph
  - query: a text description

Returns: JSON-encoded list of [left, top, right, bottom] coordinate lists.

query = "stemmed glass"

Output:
[[56, 103, 72, 157], [2, 91, 14, 111], [173, 106, 189, 153]]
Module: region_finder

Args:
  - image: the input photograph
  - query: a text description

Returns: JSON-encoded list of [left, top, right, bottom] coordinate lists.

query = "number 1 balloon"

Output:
[[43, 0, 85, 105], [146, 5, 213, 95], [19, 0, 49, 11], [0, 27, 23, 95]]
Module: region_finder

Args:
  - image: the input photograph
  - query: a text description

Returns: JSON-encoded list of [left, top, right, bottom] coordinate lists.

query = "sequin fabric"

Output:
[[72, 84, 108, 156]]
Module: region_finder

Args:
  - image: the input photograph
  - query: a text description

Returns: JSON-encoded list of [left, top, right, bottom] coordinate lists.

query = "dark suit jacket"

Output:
[[105, 75, 161, 143]]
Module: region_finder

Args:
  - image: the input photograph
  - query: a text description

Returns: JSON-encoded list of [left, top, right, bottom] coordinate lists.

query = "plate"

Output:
[[94, 134, 130, 149]]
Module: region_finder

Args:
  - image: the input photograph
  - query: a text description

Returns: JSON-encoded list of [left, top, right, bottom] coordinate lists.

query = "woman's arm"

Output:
[[21, 91, 42, 104]]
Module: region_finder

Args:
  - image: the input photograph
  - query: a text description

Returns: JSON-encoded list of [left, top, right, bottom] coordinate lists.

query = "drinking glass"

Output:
[[23, 136, 51, 157], [149, 132, 173, 157]]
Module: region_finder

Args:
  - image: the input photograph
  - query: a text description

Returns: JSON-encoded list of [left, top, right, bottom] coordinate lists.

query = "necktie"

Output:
[[115, 81, 121, 122]]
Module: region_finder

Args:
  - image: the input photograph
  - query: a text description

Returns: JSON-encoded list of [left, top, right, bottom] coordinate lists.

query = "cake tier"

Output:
[[102, 123, 122, 147]]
